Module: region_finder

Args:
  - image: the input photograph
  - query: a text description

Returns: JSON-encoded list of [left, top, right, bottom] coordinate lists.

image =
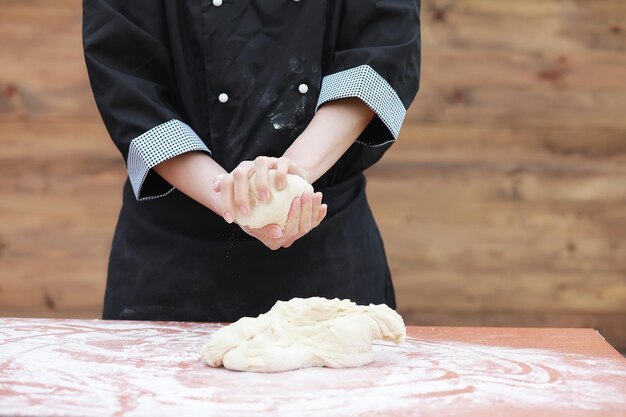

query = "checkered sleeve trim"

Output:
[[316, 64, 406, 143], [127, 119, 211, 201]]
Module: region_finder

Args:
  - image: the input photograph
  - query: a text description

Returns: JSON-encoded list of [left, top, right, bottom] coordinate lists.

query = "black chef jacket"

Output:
[[82, 0, 421, 322]]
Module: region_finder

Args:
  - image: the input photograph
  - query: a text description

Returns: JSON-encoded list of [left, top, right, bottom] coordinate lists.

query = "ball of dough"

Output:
[[235, 169, 313, 229]]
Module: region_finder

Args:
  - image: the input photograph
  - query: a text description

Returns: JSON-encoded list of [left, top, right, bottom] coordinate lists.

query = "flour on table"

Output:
[[234, 169, 312, 229], [200, 297, 406, 372]]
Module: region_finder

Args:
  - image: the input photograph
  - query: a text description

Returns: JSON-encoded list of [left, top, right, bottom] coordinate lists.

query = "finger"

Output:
[[233, 165, 252, 216], [315, 203, 328, 226], [254, 157, 271, 202], [275, 157, 291, 190], [310, 192, 322, 228], [298, 192, 313, 234], [283, 196, 301, 237], [219, 175, 235, 223]]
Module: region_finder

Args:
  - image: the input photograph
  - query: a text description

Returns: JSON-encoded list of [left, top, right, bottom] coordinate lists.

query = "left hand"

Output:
[[240, 190, 327, 250]]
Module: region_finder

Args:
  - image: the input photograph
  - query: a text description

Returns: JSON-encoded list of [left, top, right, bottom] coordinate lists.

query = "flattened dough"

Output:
[[234, 170, 313, 229], [200, 297, 406, 373]]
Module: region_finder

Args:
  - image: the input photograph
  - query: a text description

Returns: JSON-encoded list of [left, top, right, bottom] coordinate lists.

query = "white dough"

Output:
[[200, 297, 406, 373], [234, 170, 313, 229]]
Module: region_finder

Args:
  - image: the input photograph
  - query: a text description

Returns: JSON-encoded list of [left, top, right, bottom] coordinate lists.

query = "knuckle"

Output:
[[278, 157, 290, 168], [220, 175, 233, 186], [233, 169, 247, 180], [257, 178, 269, 188]]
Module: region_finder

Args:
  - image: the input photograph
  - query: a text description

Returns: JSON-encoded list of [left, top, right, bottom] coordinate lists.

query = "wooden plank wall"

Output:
[[1, 1, 625, 348]]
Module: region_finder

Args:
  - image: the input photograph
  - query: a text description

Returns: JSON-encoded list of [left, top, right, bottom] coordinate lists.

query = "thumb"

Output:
[[258, 224, 284, 239]]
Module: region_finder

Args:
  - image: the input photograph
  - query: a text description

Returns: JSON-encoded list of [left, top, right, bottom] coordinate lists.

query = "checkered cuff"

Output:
[[127, 119, 211, 201], [316, 65, 406, 146]]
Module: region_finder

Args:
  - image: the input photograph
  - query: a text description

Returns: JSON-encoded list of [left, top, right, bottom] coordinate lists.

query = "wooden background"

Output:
[[1, 1, 625, 349]]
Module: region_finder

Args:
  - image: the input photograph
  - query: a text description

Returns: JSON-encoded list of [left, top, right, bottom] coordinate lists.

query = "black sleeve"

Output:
[[318, 0, 421, 147], [82, 0, 210, 201]]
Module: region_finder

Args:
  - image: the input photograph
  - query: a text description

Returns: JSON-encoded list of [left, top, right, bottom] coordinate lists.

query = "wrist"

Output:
[[284, 138, 318, 184], [298, 162, 315, 185]]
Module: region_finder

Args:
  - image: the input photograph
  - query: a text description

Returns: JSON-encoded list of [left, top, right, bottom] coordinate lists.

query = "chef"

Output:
[[82, 0, 421, 322]]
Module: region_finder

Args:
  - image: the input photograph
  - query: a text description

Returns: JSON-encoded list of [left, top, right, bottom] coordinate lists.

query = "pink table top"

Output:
[[1, 318, 626, 417]]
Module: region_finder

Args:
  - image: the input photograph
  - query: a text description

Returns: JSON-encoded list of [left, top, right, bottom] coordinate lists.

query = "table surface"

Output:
[[1, 318, 625, 417]]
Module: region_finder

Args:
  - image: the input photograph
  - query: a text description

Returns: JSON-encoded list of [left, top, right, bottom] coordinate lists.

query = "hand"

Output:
[[240, 190, 328, 250], [212, 156, 308, 224]]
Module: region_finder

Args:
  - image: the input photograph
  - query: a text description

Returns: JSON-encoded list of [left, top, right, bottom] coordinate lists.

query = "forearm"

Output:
[[152, 151, 226, 214], [284, 97, 375, 183], [151, 98, 374, 215]]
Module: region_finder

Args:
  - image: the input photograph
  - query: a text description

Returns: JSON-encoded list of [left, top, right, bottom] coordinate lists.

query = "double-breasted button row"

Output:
[[217, 83, 309, 104]]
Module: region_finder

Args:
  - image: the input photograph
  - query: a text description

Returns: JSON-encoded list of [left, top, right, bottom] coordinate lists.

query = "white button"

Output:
[[298, 83, 309, 94], [213, 0, 222, 7], [218, 93, 229, 103]]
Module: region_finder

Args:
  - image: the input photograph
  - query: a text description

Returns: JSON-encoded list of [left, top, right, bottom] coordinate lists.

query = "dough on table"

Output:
[[200, 297, 406, 373], [234, 169, 313, 229]]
